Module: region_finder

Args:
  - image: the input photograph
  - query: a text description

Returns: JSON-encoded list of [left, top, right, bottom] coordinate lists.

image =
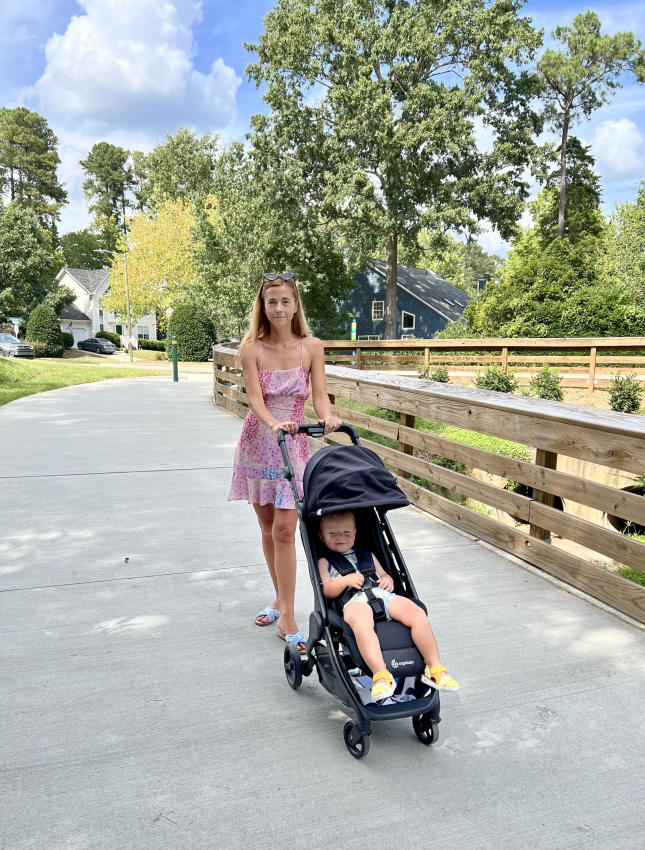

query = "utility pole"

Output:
[[124, 252, 133, 363]]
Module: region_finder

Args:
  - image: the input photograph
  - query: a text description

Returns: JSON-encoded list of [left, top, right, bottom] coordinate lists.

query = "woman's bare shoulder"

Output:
[[239, 339, 259, 363], [304, 336, 324, 353]]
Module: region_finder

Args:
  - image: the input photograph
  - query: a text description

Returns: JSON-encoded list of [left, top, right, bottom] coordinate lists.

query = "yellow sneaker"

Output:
[[371, 670, 396, 702], [422, 665, 460, 692]]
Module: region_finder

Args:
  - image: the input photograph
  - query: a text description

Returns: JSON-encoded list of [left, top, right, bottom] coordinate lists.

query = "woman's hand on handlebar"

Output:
[[318, 414, 343, 435], [271, 420, 299, 435]]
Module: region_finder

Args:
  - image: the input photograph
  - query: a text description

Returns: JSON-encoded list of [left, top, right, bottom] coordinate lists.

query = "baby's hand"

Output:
[[378, 574, 394, 592], [345, 573, 364, 590]]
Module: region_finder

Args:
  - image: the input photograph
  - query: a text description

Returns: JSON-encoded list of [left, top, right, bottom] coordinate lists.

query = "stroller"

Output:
[[278, 423, 441, 759]]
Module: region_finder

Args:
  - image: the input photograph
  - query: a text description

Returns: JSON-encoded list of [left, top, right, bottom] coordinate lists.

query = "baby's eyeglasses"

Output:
[[263, 272, 294, 282]]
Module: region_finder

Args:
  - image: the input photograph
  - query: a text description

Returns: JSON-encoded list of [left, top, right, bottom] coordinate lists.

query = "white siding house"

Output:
[[56, 268, 157, 344]]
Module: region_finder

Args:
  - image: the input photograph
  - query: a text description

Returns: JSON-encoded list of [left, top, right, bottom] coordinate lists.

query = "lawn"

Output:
[[0, 358, 168, 407]]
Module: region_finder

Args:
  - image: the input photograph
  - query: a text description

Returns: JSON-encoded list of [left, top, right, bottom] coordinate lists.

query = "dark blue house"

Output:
[[342, 260, 471, 339]]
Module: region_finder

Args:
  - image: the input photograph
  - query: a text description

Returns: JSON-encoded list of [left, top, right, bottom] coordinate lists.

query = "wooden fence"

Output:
[[322, 337, 645, 393], [213, 344, 645, 626]]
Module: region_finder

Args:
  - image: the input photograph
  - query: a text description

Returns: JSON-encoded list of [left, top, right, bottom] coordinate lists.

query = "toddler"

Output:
[[317, 510, 460, 702]]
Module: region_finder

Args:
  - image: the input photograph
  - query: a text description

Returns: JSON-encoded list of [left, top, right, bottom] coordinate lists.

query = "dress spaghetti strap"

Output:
[[258, 340, 262, 370], [300, 337, 304, 367]]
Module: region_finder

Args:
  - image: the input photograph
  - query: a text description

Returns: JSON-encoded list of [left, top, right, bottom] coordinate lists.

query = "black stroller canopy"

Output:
[[303, 445, 409, 517]]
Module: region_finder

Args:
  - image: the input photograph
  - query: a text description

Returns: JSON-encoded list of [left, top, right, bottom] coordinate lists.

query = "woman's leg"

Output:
[[343, 602, 386, 675], [386, 597, 441, 669], [252, 503, 279, 623], [271, 508, 300, 638]]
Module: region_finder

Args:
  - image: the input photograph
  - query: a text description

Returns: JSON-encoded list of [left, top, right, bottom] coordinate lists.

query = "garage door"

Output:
[[72, 328, 87, 343]]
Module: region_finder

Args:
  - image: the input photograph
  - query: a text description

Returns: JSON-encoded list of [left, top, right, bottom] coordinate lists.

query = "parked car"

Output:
[[0, 334, 35, 359], [77, 338, 116, 354]]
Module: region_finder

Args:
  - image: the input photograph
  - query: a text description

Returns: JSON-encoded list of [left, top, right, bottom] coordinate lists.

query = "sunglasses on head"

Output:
[[263, 273, 294, 282]]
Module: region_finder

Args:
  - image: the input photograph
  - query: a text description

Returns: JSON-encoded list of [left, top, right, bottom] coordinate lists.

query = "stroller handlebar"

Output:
[[277, 423, 360, 445]]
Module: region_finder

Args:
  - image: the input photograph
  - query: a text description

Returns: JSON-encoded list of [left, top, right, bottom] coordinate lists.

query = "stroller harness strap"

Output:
[[324, 548, 388, 622]]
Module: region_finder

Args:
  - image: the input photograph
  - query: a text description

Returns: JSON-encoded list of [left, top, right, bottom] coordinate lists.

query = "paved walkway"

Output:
[[2, 379, 645, 850]]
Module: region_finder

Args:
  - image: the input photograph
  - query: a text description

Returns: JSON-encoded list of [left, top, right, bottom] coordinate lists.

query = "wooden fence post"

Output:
[[356, 345, 362, 370], [398, 413, 416, 479], [424, 347, 429, 374], [502, 347, 509, 374], [529, 449, 559, 541], [588, 346, 597, 395]]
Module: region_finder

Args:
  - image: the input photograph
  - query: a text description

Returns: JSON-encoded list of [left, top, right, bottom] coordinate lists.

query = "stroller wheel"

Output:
[[413, 713, 439, 746], [343, 722, 370, 759], [284, 644, 302, 690]]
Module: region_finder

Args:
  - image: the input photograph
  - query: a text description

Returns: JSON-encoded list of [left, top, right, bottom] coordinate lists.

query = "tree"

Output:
[[80, 142, 134, 233], [0, 203, 57, 321], [246, 0, 543, 338], [141, 127, 219, 207], [25, 304, 64, 357], [44, 284, 76, 316], [401, 232, 504, 295], [166, 303, 216, 362], [603, 182, 645, 310], [537, 11, 645, 238], [58, 229, 106, 269], [0, 107, 67, 223], [101, 197, 202, 326]]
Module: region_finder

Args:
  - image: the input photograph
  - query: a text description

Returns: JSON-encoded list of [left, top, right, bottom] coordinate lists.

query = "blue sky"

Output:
[[1, 0, 644, 254]]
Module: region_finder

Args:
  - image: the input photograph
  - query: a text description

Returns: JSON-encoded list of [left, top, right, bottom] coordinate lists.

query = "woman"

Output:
[[228, 273, 342, 652]]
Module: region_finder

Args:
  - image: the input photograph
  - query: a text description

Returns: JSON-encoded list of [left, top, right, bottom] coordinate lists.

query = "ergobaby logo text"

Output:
[[390, 659, 413, 669]]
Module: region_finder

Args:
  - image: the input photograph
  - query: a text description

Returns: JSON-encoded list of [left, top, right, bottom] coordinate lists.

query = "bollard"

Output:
[[172, 337, 178, 382]]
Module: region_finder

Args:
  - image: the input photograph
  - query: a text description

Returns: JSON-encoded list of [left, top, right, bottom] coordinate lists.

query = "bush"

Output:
[[97, 331, 121, 347], [473, 364, 519, 393], [138, 338, 166, 351], [609, 373, 644, 414], [26, 305, 64, 357], [527, 364, 563, 402], [429, 365, 450, 383], [166, 304, 216, 362], [61, 332, 74, 349]]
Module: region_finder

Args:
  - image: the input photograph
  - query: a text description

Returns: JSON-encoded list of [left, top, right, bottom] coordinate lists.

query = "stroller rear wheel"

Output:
[[284, 644, 302, 689], [343, 721, 370, 759], [413, 713, 439, 746]]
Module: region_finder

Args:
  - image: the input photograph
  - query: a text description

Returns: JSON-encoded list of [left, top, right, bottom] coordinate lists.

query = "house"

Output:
[[343, 260, 471, 340], [55, 267, 157, 345]]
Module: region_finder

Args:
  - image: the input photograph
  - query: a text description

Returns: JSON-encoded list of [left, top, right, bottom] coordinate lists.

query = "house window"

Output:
[[358, 335, 381, 340], [372, 301, 384, 321], [98, 309, 104, 332], [402, 310, 415, 330], [136, 326, 150, 340]]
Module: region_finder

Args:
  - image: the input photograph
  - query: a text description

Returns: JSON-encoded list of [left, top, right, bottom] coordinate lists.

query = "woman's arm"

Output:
[[307, 337, 342, 435], [240, 342, 298, 434]]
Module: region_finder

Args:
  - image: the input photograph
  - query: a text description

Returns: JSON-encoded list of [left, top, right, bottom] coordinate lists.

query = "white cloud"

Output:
[[24, 0, 240, 135], [590, 118, 644, 176]]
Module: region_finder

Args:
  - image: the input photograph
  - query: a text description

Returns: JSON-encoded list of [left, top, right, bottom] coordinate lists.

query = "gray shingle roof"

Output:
[[64, 268, 110, 294], [59, 304, 91, 322], [370, 260, 471, 321]]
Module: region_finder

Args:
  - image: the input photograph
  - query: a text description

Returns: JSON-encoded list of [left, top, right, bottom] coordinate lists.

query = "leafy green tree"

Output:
[[537, 11, 645, 238], [25, 304, 64, 357], [80, 142, 134, 232], [603, 182, 645, 310], [0, 203, 57, 321], [246, 0, 544, 338], [43, 284, 76, 316], [0, 107, 67, 223], [142, 127, 219, 206], [58, 229, 106, 269], [402, 232, 504, 295]]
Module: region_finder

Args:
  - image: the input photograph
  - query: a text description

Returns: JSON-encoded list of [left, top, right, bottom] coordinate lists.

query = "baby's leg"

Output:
[[343, 601, 386, 675], [386, 597, 441, 669]]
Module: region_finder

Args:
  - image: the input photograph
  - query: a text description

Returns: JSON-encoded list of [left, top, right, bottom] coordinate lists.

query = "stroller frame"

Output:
[[278, 423, 441, 758]]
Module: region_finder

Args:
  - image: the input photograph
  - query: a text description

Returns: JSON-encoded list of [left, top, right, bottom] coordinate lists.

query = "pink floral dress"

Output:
[[228, 339, 312, 510]]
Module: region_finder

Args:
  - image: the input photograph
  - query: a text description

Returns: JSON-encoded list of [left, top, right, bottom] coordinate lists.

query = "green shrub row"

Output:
[[96, 331, 121, 346], [138, 338, 166, 351]]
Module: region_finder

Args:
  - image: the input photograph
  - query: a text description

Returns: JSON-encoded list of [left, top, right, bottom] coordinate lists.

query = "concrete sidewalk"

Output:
[[2, 379, 645, 850]]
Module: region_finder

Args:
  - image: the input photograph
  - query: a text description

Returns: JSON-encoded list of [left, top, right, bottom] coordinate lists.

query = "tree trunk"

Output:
[[385, 232, 398, 340], [557, 110, 570, 239]]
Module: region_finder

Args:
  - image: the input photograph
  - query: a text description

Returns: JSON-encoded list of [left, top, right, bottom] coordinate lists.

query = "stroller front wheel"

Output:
[[343, 721, 370, 759], [284, 644, 302, 689], [413, 713, 440, 746]]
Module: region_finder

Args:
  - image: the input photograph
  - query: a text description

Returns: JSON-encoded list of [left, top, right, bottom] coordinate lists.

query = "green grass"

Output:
[[0, 358, 168, 406]]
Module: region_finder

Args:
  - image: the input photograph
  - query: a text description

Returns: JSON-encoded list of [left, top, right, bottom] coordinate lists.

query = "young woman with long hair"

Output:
[[228, 274, 342, 652]]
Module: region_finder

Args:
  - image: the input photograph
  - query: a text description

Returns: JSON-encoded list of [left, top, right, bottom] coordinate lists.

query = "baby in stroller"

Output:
[[317, 510, 460, 703]]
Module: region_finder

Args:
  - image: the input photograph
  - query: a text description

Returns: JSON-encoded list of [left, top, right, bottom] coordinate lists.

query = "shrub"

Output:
[[26, 305, 64, 357], [609, 373, 644, 413], [166, 305, 216, 362], [527, 364, 563, 401], [429, 365, 450, 383], [97, 331, 121, 347], [61, 332, 74, 349], [473, 364, 519, 393], [138, 338, 166, 351]]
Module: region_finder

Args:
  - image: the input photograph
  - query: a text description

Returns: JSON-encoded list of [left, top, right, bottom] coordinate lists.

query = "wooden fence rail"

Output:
[[213, 344, 645, 626], [321, 337, 645, 394]]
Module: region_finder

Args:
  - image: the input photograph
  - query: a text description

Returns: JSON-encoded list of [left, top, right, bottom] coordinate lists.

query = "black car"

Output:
[[0, 334, 35, 359], [77, 338, 116, 354]]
